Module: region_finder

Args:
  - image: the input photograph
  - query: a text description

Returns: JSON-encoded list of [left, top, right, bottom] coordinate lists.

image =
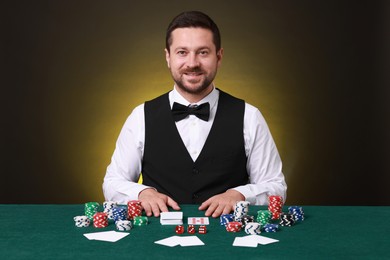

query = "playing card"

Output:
[[232, 235, 279, 247], [154, 236, 181, 247], [83, 231, 130, 242], [232, 236, 258, 247], [179, 236, 205, 246], [187, 217, 209, 225]]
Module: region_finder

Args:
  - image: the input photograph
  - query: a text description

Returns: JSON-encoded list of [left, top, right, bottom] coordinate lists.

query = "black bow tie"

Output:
[[171, 102, 210, 122]]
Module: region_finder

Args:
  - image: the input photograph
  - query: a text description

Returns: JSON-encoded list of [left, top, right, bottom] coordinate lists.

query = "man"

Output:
[[103, 11, 286, 218]]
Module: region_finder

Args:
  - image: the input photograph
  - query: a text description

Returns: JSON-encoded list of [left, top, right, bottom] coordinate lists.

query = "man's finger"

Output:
[[157, 200, 169, 214], [198, 199, 211, 211], [141, 202, 153, 217], [211, 204, 225, 218], [167, 197, 181, 211], [150, 202, 162, 217], [204, 201, 218, 217], [222, 204, 233, 215]]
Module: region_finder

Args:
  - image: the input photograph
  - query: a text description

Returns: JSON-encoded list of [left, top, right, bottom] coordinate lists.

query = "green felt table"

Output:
[[0, 204, 389, 259]]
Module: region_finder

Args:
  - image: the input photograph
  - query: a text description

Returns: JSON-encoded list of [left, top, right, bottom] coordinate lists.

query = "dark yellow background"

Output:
[[2, 1, 389, 205]]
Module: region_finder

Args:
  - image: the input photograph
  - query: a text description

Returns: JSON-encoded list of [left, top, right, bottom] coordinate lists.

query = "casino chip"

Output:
[[256, 210, 271, 225], [112, 206, 127, 222], [268, 195, 283, 220], [220, 214, 234, 226], [73, 216, 90, 227], [234, 201, 250, 221], [279, 213, 295, 227], [226, 221, 242, 232], [85, 202, 99, 220], [288, 206, 305, 222], [262, 223, 279, 232], [103, 201, 117, 220], [127, 200, 143, 220], [93, 212, 109, 228], [244, 222, 261, 235], [116, 220, 132, 231], [133, 216, 148, 226], [240, 215, 254, 227]]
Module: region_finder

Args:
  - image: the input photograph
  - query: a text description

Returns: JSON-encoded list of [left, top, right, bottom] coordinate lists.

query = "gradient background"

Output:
[[2, 0, 389, 205]]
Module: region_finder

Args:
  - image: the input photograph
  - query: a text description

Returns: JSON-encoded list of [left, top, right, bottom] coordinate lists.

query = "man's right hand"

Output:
[[138, 188, 180, 217]]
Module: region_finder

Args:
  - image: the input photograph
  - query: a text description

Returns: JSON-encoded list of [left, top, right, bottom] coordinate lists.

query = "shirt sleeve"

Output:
[[232, 103, 287, 205], [102, 104, 152, 204]]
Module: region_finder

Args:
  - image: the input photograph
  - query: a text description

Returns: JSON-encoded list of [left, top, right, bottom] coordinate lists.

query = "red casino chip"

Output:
[[93, 212, 108, 228], [268, 195, 283, 220], [127, 200, 143, 220], [226, 221, 242, 232]]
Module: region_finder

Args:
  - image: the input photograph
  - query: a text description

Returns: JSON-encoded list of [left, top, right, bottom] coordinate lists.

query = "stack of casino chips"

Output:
[[112, 206, 127, 222], [279, 213, 295, 227], [233, 201, 250, 221], [244, 222, 261, 235], [133, 216, 148, 226], [256, 210, 271, 225], [85, 202, 100, 220], [226, 221, 243, 232], [268, 195, 283, 220], [127, 200, 143, 220], [115, 220, 132, 231], [103, 201, 117, 220], [262, 223, 279, 232], [73, 216, 90, 227], [240, 215, 255, 227], [288, 206, 305, 222], [93, 212, 109, 228], [220, 214, 234, 226]]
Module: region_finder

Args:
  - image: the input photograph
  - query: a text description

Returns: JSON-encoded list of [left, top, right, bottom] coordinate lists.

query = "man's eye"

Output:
[[199, 51, 209, 55], [177, 51, 186, 56]]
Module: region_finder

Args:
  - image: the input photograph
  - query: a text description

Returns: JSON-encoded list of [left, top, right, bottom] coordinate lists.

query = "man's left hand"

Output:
[[198, 189, 245, 218]]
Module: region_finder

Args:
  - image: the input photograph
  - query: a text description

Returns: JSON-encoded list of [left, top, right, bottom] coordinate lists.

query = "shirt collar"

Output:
[[169, 85, 219, 111]]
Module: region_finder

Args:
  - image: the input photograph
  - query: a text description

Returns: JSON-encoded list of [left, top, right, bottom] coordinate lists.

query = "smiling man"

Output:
[[166, 27, 221, 102], [103, 11, 287, 218]]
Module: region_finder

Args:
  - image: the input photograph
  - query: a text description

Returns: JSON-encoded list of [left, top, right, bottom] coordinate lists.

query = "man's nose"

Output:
[[186, 52, 200, 68]]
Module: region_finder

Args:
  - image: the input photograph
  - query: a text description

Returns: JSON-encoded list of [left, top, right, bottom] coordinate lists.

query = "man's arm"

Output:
[[102, 105, 148, 202], [102, 104, 180, 216], [199, 103, 287, 217], [236, 104, 287, 205]]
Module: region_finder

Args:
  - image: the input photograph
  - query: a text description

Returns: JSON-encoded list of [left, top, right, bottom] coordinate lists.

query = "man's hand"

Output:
[[138, 188, 180, 217], [198, 189, 245, 218]]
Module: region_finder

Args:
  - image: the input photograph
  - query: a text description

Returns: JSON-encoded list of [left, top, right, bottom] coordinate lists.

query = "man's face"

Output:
[[165, 27, 223, 96]]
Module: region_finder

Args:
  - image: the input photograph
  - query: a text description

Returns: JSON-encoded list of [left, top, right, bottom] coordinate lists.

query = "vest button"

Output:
[[193, 193, 200, 199], [192, 168, 200, 175]]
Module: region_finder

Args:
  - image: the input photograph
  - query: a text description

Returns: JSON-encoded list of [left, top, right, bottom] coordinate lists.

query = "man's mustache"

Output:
[[181, 67, 204, 73]]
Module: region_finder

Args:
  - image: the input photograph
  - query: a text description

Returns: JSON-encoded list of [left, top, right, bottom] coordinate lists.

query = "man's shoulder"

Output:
[[144, 91, 170, 107], [217, 88, 244, 103], [217, 88, 261, 113]]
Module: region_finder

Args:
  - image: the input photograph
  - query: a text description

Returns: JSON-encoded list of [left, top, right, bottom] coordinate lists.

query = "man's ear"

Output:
[[165, 48, 170, 68], [217, 47, 224, 67]]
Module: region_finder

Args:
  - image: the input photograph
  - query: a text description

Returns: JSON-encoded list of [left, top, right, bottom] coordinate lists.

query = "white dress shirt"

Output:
[[103, 87, 287, 205]]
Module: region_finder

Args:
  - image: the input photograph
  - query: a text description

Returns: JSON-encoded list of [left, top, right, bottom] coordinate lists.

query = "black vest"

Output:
[[142, 90, 248, 204]]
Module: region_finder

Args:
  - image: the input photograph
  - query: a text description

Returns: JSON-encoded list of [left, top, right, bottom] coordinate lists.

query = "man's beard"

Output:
[[173, 67, 216, 95]]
